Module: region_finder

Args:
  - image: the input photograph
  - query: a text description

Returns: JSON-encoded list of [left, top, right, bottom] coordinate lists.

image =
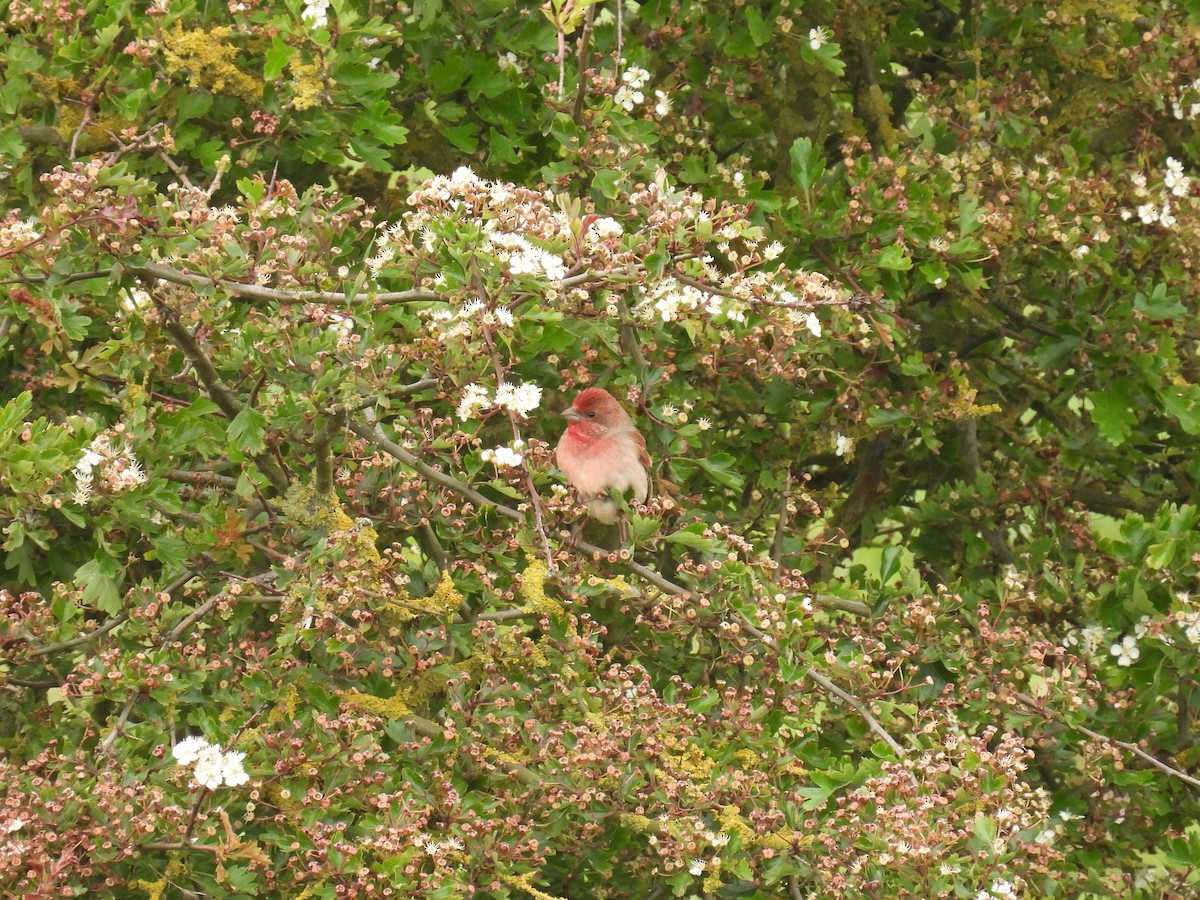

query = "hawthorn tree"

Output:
[[3, 1, 1200, 897]]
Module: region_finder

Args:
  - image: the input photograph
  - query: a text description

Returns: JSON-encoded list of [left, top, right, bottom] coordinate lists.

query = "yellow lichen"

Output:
[[425, 569, 465, 616], [341, 690, 413, 719], [499, 872, 569, 900], [672, 743, 716, 781], [717, 805, 757, 843], [162, 24, 260, 101], [518, 558, 563, 617], [266, 683, 300, 728], [133, 879, 166, 900], [288, 60, 327, 112]]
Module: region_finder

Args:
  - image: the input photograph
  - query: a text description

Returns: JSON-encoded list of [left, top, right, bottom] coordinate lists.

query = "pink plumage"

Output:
[[555, 387, 650, 524]]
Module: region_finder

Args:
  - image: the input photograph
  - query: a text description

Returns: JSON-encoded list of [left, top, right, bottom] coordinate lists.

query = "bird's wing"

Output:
[[632, 428, 652, 470]]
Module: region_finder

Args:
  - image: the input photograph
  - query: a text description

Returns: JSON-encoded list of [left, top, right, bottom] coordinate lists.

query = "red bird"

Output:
[[555, 387, 651, 530]]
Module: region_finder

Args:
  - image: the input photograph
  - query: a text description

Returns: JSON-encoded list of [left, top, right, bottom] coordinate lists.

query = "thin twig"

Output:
[[772, 469, 793, 577], [349, 420, 523, 521], [736, 611, 906, 756], [572, 5, 596, 124], [26, 612, 129, 659], [1016, 693, 1200, 790], [150, 287, 289, 492], [472, 263, 557, 572], [417, 521, 450, 572], [313, 410, 347, 495], [805, 667, 907, 756]]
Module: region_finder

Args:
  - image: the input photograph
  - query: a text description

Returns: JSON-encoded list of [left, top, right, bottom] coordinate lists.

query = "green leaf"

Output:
[[745, 7, 771, 46], [1089, 381, 1137, 447], [264, 38, 293, 82], [592, 169, 622, 200], [662, 524, 718, 552], [879, 545, 902, 583], [238, 178, 265, 206], [682, 452, 744, 491], [0, 392, 32, 437], [76, 557, 122, 615], [228, 406, 267, 455], [1134, 283, 1187, 319], [788, 137, 825, 197], [877, 244, 912, 271]]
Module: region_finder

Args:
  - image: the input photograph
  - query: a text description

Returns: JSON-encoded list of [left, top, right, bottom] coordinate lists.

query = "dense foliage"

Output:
[[4, 0, 1200, 896]]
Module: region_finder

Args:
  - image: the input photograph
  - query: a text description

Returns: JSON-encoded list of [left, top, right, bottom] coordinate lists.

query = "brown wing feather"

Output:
[[631, 428, 651, 470]]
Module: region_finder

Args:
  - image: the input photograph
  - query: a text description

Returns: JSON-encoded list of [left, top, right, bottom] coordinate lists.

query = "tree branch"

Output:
[[1016, 693, 1200, 790]]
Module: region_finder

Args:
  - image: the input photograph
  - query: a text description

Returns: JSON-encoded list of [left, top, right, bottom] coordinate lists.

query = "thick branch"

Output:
[[132, 261, 440, 305]]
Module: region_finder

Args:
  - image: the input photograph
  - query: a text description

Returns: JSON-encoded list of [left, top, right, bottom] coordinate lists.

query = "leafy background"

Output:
[[4, 0, 1200, 897]]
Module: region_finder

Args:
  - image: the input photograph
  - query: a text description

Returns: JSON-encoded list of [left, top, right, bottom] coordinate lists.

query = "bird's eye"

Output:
[[586, 410, 597, 418]]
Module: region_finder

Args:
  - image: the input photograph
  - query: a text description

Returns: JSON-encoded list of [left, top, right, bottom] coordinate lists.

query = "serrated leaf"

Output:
[[76, 557, 122, 614], [745, 7, 771, 46], [1089, 383, 1137, 447], [0, 391, 32, 437], [877, 244, 912, 270], [228, 406, 267, 454], [788, 137, 825, 196], [662, 526, 718, 552], [592, 169, 621, 200]]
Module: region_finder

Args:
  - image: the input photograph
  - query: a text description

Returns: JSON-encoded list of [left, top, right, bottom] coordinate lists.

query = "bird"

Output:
[[555, 387, 651, 539]]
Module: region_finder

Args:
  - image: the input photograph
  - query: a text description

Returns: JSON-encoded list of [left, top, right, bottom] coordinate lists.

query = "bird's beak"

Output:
[[562, 406, 582, 422]]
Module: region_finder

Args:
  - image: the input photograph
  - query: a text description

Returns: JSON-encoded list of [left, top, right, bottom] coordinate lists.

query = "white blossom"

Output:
[[174, 736, 251, 789], [1164, 157, 1191, 197], [192, 744, 228, 790], [808, 26, 830, 51], [621, 66, 650, 90], [300, 0, 329, 29], [586, 216, 624, 241], [493, 381, 543, 417], [1109, 634, 1140, 667], [803, 311, 822, 337], [172, 735, 213, 765], [457, 383, 492, 421], [614, 85, 644, 112], [481, 443, 525, 468], [688, 858, 706, 876], [653, 90, 672, 117], [220, 750, 250, 787]]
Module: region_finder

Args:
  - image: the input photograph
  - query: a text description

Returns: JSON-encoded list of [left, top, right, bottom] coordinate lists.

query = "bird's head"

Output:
[[563, 387, 628, 434]]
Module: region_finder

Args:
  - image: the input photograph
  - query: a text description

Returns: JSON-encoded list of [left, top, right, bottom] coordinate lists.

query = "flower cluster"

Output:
[[300, 0, 329, 29], [71, 431, 147, 505], [456, 381, 543, 421], [1171, 76, 1200, 120], [1125, 158, 1192, 228], [614, 65, 650, 112], [427, 296, 516, 341], [481, 440, 526, 468], [484, 222, 568, 281], [171, 736, 250, 790]]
